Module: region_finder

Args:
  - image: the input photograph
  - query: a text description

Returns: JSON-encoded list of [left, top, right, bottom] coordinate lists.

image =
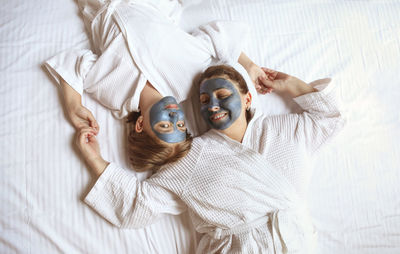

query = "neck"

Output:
[[139, 82, 163, 113], [219, 119, 248, 143]]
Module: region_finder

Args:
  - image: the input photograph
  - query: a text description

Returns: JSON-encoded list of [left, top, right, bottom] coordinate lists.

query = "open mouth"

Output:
[[210, 112, 228, 122], [165, 104, 179, 109]]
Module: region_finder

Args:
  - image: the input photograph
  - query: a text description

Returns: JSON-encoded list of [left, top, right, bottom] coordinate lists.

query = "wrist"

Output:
[[238, 52, 255, 71], [288, 79, 317, 97], [61, 79, 82, 106], [87, 156, 109, 178]]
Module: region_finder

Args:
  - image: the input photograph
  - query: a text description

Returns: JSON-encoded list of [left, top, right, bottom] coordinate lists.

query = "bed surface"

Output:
[[1, 0, 399, 253]]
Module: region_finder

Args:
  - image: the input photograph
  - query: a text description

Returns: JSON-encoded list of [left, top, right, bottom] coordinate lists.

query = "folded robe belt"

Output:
[[205, 207, 316, 254], [207, 215, 270, 240]]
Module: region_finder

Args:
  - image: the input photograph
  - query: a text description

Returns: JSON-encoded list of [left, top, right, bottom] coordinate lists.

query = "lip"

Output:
[[210, 112, 228, 122], [165, 104, 179, 109]]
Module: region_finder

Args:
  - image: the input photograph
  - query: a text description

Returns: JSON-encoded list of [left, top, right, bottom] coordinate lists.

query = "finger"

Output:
[[268, 71, 278, 80], [256, 88, 266, 95], [262, 67, 278, 80], [87, 112, 99, 134], [258, 86, 268, 95], [261, 67, 274, 73], [79, 128, 97, 140], [81, 131, 98, 146], [80, 126, 95, 133], [86, 134, 97, 144], [255, 84, 266, 94], [78, 130, 89, 146], [259, 76, 276, 89]]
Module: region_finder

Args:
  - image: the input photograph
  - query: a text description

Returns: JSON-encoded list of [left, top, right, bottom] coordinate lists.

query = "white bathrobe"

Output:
[[85, 81, 345, 253], [44, 0, 256, 136], [44, 0, 345, 252]]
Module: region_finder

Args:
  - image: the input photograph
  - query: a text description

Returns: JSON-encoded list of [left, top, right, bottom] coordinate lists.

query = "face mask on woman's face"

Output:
[[199, 78, 242, 130], [149, 96, 186, 143]]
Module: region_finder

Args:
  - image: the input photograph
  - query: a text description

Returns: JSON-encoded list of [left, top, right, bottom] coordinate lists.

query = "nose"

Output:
[[169, 111, 177, 117], [208, 106, 220, 112]]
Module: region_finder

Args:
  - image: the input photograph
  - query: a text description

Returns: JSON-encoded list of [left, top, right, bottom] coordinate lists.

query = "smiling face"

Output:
[[199, 78, 243, 130], [147, 96, 187, 143]]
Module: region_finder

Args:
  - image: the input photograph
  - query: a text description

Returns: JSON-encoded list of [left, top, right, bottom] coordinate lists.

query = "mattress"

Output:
[[1, 0, 399, 253]]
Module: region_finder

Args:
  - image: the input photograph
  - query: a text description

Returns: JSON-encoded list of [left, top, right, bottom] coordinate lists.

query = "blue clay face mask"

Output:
[[199, 78, 242, 130], [149, 96, 186, 143]]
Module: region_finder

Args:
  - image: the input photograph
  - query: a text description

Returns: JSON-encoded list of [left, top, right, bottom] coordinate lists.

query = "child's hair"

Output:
[[196, 64, 251, 122], [126, 112, 193, 172]]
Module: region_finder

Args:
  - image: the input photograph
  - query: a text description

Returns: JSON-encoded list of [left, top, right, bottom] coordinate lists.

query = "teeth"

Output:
[[211, 113, 226, 121]]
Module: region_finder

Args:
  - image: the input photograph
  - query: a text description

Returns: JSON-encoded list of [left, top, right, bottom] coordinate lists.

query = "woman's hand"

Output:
[[76, 127, 108, 177], [258, 68, 317, 97], [67, 104, 99, 134]]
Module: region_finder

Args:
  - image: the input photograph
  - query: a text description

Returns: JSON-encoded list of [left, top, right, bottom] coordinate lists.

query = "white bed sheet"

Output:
[[1, 0, 399, 253]]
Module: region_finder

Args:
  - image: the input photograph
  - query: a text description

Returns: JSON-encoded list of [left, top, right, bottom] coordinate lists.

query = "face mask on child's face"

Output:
[[149, 96, 186, 143], [199, 78, 242, 130]]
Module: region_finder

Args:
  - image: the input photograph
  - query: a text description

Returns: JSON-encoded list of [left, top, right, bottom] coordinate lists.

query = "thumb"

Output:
[[261, 67, 279, 80], [259, 76, 277, 89]]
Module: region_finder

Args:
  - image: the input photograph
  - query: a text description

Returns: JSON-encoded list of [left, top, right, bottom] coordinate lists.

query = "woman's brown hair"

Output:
[[196, 64, 251, 122], [126, 112, 193, 172]]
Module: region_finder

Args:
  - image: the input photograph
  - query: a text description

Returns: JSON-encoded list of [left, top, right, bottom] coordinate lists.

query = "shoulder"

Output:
[[153, 137, 205, 188]]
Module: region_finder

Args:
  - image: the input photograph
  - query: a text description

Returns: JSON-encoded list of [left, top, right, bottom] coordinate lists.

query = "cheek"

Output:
[[221, 96, 242, 112], [200, 104, 209, 115]]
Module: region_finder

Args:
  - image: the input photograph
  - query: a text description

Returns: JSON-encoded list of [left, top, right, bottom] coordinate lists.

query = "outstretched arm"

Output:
[[258, 68, 317, 97], [259, 72, 344, 155], [76, 127, 186, 228], [238, 53, 273, 94], [61, 78, 99, 133]]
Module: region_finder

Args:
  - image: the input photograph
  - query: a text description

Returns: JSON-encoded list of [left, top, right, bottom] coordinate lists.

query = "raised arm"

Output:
[[191, 21, 272, 94], [76, 128, 186, 228], [259, 70, 345, 154], [258, 68, 317, 97], [238, 52, 273, 94]]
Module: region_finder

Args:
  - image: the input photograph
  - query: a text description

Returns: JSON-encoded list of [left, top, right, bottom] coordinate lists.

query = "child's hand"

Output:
[[258, 68, 316, 97], [67, 105, 99, 134], [76, 127, 108, 177], [60, 78, 99, 133]]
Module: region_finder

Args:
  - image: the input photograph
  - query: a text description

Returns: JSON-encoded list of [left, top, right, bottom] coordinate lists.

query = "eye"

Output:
[[216, 89, 232, 99], [160, 123, 170, 128], [200, 94, 210, 105], [177, 123, 185, 128], [218, 94, 230, 99]]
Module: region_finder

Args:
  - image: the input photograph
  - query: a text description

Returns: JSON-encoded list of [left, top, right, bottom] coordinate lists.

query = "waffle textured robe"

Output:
[[43, 0, 254, 134], [85, 80, 345, 254]]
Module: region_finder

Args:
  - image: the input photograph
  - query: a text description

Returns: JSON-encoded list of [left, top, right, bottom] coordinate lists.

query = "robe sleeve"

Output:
[[84, 163, 187, 229], [266, 78, 345, 155], [43, 33, 145, 118], [44, 49, 97, 96], [191, 21, 249, 63]]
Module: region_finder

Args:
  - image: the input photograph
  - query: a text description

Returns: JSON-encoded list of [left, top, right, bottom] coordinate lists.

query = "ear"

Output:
[[245, 92, 252, 110], [135, 115, 144, 133]]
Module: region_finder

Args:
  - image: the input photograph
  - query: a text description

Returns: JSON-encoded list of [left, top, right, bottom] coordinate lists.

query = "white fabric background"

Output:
[[1, 0, 399, 253]]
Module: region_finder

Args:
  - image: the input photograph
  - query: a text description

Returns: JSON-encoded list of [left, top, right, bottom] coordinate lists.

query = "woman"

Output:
[[78, 64, 345, 253], [44, 0, 269, 171]]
